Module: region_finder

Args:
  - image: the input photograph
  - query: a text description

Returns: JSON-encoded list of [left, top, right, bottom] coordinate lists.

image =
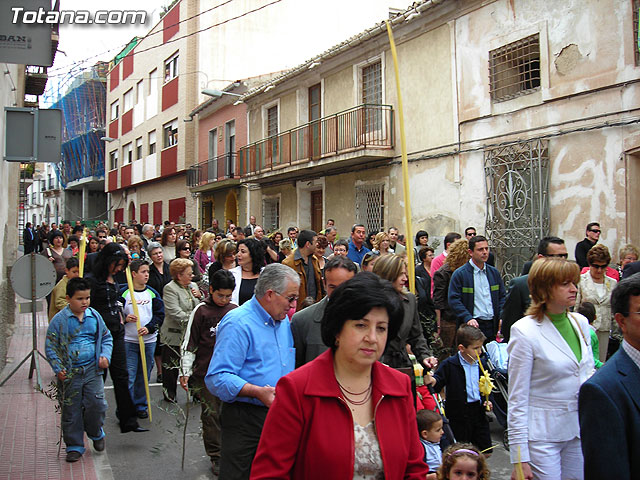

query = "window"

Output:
[[136, 137, 143, 160], [164, 53, 178, 82], [109, 150, 119, 170], [136, 80, 144, 104], [361, 61, 382, 104], [123, 88, 134, 111], [148, 130, 156, 154], [110, 100, 119, 120], [263, 197, 280, 232], [634, 0, 640, 66], [489, 34, 541, 103], [123, 142, 132, 164], [149, 69, 158, 96], [355, 183, 384, 233], [267, 105, 278, 137], [163, 119, 178, 148], [208, 128, 218, 159]]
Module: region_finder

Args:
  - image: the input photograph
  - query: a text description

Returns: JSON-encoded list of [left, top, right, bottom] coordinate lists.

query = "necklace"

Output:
[[336, 377, 373, 406]]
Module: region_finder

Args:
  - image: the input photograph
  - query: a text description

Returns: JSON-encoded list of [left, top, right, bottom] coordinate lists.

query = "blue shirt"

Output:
[[470, 259, 493, 320], [205, 295, 295, 406], [421, 439, 442, 471], [347, 241, 371, 264], [458, 351, 481, 402]]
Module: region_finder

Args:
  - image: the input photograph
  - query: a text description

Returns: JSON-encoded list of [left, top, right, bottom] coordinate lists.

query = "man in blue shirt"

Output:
[[346, 223, 371, 265], [206, 263, 300, 480], [448, 235, 506, 342]]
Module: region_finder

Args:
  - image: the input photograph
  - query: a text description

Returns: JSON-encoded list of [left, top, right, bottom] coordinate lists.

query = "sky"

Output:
[[43, 0, 169, 104]]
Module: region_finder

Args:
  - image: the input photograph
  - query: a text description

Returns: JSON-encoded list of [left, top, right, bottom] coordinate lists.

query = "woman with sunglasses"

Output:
[[175, 238, 202, 285], [576, 244, 617, 363]]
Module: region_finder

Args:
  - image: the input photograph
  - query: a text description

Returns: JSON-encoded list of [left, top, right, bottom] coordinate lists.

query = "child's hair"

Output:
[[299, 296, 316, 309], [417, 409, 441, 432], [68, 234, 79, 245], [129, 259, 146, 273], [210, 269, 236, 292], [437, 443, 490, 480], [66, 277, 91, 298], [576, 302, 596, 324], [456, 324, 486, 347], [65, 257, 79, 270]]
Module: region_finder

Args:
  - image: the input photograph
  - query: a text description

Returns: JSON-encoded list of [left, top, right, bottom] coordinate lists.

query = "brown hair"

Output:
[[526, 258, 580, 320], [127, 234, 143, 250], [214, 238, 236, 262], [372, 254, 406, 284], [161, 227, 175, 247], [586, 244, 611, 266], [437, 443, 490, 480], [445, 239, 470, 271]]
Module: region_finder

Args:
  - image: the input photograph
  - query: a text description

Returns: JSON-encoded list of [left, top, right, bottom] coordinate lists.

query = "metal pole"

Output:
[[29, 251, 42, 389]]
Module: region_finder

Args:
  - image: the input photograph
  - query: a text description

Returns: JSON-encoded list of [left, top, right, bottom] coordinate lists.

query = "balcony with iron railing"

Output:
[[238, 104, 394, 180], [187, 152, 239, 189]]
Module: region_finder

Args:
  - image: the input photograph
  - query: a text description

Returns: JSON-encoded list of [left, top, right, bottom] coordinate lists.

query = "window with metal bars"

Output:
[[489, 34, 541, 103], [634, 0, 640, 66], [362, 61, 383, 133], [267, 106, 278, 137], [355, 184, 384, 234], [262, 197, 280, 232]]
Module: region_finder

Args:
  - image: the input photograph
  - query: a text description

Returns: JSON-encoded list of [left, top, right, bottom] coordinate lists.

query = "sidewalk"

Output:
[[0, 299, 103, 480]]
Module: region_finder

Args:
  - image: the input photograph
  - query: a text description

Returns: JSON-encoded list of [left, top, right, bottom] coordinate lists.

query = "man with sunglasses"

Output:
[[575, 222, 601, 269], [500, 236, 568, 341], [206, 264, 300, 480]]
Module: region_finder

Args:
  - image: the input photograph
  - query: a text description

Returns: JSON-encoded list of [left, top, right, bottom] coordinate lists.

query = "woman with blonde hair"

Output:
[[432, 239, 470, 358], [508, 258, 594, 480], [373, 254, 437, 370], [195, 231, 216, 273], [160, 258, 202, 402], [207, 238, 237, 276], [617, 243, 639, 278], [372, 231, 393, 255], [576, 244, 617, 362], [127, 235, 146, 261]]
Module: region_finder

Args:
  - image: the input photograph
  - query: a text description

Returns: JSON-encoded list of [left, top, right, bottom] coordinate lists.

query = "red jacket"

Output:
[[250, 350, 428, 480]]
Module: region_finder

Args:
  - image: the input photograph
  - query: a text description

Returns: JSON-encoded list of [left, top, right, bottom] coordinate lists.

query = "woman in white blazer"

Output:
[[229, 238, 264, 306], [575, 244, 617, 363], [508, 259, 595, 480]]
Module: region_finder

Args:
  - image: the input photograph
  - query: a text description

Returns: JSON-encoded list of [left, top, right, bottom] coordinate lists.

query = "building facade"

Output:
[[205, 0, 639, 280], [106, 0, 417, 228]]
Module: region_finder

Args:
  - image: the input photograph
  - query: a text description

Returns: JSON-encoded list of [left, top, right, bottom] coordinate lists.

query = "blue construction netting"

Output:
[[48, 63, 108, 188]]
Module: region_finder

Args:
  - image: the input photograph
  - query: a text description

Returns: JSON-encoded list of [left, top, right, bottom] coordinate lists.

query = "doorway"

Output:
[[310, 190, 323, 233]]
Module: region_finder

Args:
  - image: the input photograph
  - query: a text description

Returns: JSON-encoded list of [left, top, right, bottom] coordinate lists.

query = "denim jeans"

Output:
[[59, 364, 107, 454], [124, 341, 155, 413]]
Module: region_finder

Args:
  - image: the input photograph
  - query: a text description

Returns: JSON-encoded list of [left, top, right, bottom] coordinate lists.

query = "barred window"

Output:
[[489, 34, 540, 103], [355, 184, 384, 234], [362, 61, 382, 104], [267, 106, 278, 137], [263, 197, 280, 232], [634, 0, 640, 66]]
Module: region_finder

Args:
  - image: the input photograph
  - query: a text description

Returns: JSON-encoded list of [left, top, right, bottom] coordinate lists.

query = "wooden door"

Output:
[[311, 190, 323, 234]]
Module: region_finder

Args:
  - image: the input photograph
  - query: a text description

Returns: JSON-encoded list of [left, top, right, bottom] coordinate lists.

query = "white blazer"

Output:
[[507, 313, 595, 463], [229, 265, 243, 306]]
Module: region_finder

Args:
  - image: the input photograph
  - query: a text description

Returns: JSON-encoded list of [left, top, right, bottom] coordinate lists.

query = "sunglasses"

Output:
[[274, 291, 298, 304], [590, 264, 607, 270], [589, 229, 601, 234], [180, 247, 191, 251]]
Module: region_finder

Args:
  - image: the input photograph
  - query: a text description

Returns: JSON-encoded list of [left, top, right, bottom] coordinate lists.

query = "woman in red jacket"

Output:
[[250, 272, 429, 480]]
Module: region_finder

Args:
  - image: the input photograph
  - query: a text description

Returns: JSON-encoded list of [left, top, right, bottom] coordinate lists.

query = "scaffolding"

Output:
[[48, 63, 108, 188]]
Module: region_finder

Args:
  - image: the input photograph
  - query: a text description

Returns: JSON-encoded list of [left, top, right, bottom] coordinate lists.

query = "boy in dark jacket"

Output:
[[179, 269, 237, 475], [427, 325, 492, 455]]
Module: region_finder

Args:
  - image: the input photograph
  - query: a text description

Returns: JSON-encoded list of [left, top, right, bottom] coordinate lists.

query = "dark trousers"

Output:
[[193, 377, 222, 463], [107, 328, 139, 431], [478, 318, 496, 344], [448, 401, 491, 451], [162, 344, 180, 401], [219, 401, 268, 480]]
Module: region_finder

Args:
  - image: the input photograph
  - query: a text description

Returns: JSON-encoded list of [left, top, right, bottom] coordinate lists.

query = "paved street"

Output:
[[101, 378, 513, 480]]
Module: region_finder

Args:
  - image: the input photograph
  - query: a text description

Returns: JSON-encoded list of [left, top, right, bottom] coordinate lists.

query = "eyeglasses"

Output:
[[590, 264, 607, 270], [544, 253, 569, 259], [180, 247, 191, 251], [589, 229, 601, 234], [274, 291, 298, 304]]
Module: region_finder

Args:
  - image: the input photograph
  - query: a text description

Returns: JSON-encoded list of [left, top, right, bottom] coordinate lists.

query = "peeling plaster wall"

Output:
[[454, 0, 640, 260]]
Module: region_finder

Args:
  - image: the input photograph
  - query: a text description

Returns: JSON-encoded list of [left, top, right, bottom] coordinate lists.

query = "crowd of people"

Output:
[[34, 216, 640, 479]]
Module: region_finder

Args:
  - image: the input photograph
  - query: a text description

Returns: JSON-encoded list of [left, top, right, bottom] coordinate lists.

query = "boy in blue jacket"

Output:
[[427, 325, 492, 455], [45, 277, 113, 463]]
